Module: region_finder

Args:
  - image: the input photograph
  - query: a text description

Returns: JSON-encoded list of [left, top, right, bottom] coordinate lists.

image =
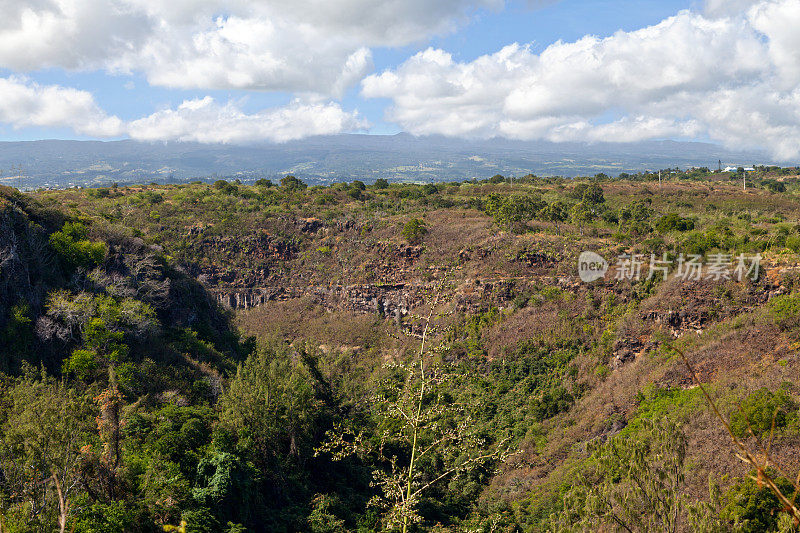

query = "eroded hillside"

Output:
[[17, 167, 800, 531]]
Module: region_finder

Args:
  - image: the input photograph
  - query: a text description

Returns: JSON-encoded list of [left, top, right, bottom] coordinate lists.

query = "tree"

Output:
[[0, 370, 95, 531], [483, 193, 546, 230], [541, 201, 569, 234], [489, 174, 506, 184], [617, 201, 653, 235], [570, 202, 595, 236], [401, 218, 427, 245], [280, 175, 307, 191], [721, 472, 797, 532], [318, 291, 509, 532], [553, 418, 688, 533], [582, 183, 605, 206], [49, 222, 107, 270], [213, 180, 237, 194], [373, 178, 389, 189], [192, 451, 261, 528], [422, 183, 439, 195], [655, 213, 694, 233], [218, 343, 321, 470]]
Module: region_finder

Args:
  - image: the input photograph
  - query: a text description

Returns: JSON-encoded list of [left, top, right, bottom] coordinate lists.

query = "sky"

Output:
[[0, 0, 799, 160]]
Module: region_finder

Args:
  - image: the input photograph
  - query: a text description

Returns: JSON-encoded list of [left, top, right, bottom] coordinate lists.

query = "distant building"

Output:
[[723, 166, 756, 172]]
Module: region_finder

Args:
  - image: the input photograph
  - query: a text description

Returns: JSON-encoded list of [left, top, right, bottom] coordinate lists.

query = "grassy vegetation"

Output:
[[1, 167, 800, 530]]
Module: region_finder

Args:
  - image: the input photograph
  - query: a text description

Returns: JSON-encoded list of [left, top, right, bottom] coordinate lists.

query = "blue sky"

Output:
[[0, 0, 798, 160]]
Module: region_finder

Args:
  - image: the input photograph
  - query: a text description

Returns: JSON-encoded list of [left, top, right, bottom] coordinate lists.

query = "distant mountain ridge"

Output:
[[0, 134, 770, 189]]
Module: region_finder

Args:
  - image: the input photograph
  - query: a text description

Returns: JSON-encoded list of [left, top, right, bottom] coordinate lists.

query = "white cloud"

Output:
[[0, 0, 151, 71], [0, 0, 501, 96], [704, 0, 762, 17], [748, 0, 800, 88], [362, 0, 800, 160], [0, 77, 366, 143], [127, 97, 368, 143], [0, 76, 123, 136]]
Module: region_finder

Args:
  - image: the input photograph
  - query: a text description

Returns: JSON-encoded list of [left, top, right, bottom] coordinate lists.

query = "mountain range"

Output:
[[0, 134, 771, 189]]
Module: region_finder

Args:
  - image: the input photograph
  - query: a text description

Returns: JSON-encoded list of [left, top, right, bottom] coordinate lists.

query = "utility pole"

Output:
[[658, 170, 662, 187], [743, 170, 746, 192]]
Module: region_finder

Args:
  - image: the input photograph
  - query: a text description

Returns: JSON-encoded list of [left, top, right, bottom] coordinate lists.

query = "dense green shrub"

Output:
[[681, 231, 722, 256], [569, 183, 605, 205], [769, 293, 800, 329], [401, 218, 427, 245], [0, 303, 34, 365], [729, 386, 797, 438], [484, 193, 546, 229], [280, 175, 307, 190], [49, 222, 107, 269], [532, 386, 573, 421], [762, 179, 786, 193], [655, 213, 695, 233], [192, 451, 261, 528], [213, 180, 238, 194], [422, 183, 439, 195], [722, 472, 796, 532]]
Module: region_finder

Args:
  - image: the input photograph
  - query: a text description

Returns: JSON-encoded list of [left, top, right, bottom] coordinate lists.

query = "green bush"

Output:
[[213, 180, 237, 194], [785, 234, 800, 252], [49, 222, 107, 269], [422, 183, 439, 195], [769, 293, 800, 329], [763, 179, 786, 193], [655, 213, 694, 233], [401, 218, 427, 245], [681, 231, 722, 256], [570, 183, 605, 205], [483, 193, 546, 229], [722, 472, 796, 532], [63, 349, 98, 380], [280, 175, 307, 190], [729, 386, 797, 438], [0, 303, 34, 362], [532, 386, 573, 421]]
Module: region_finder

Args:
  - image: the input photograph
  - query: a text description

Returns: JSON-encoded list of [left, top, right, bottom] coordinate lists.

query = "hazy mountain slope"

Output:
[[0, 135, 768, 189]]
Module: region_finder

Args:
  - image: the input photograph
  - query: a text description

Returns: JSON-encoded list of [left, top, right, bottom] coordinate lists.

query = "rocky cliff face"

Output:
[[195, 215, 567, 316]]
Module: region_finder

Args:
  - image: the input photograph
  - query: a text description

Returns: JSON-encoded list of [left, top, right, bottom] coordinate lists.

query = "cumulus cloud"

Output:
[[362, 0, 800, 160], [0, 76, 123, 136], [127, 97, 368, 143], [704, 0, 762, 17], [0, 77, 366, 143], [0, 0, 500, 96]]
